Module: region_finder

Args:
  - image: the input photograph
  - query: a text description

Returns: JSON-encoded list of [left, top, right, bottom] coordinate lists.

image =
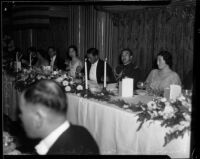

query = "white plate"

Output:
[[135, 89, 147, 95]]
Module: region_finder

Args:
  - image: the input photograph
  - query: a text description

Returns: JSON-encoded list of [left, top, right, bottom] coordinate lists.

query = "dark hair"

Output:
[[48, 46, 56, 52], [68, 45, 78, 57], [121, 48, 133, 57], [23, 80, 67, 114], [157, 50, 173, 68], [87, 48, 99, 56], [37, 49, 48, 59]]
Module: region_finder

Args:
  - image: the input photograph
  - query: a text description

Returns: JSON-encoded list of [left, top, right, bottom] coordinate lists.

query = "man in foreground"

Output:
[[18, 80, 99, 155]]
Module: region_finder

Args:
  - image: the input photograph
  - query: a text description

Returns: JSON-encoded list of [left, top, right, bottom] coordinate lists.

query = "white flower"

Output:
[[69, 81, 74, 85], [63, 74, 67, 78], [149, 110, 158, 118], [77, 93, 81, 96], [178, 95, 186, 101], [163, 105, 175, 119], [55, 77, 63, 83], [123, 105, 129, 109], [147, 101, 157, 110], [37, 76, 42, 80], [170, 99, 176, 103], [65, 86, 71, 92], [183, 113, 191, 121], [53, 71, 58, 75], [160, 98, 167, 102], [158, 111, 164, 116], [76, 85, 83, 90], [172, 124, 184, 131], [180, 121, 190, 128], [62, 80, 69, 86]]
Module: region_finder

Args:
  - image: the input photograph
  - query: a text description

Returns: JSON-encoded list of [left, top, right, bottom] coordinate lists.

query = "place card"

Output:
[[164, 84, 181, 100], [119, 78, 134, 97]]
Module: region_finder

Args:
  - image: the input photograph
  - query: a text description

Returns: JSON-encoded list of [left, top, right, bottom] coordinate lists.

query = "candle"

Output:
[[29, 53, 32, 67], [104, 58, 107, 88], [16, 52, 18, 62], [85, 59, 88, 89]]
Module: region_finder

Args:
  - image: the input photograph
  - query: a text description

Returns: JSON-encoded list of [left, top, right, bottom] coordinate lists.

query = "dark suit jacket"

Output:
[[87, 59, 116, 84], [47, 124, 99, 155], [116, 62, 141, 88], [48, 55, 66, 70]]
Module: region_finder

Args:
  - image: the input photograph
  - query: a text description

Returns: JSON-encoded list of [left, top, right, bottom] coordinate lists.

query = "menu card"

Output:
[[119, 78, 134, 97], [164, 84, 181, 100]]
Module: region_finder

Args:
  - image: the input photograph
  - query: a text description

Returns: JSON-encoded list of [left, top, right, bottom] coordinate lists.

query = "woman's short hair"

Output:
[[87, 48, 99, 56], [68, 45, 78, 56], [157, 50, 173, 68], [23, 80, 67, 115]]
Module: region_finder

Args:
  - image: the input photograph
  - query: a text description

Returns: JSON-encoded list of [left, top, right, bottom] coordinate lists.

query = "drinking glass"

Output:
[[182, 89, 192, 99], [137, 81, 146, 89]]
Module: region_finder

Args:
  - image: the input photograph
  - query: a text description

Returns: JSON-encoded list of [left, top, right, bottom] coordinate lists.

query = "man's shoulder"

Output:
[[127, 63, 139, 70]]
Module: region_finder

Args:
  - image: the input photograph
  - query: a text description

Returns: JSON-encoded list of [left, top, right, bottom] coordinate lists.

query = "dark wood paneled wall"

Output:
[[111, 4, 195, 82], [6, 3, 195, 85]]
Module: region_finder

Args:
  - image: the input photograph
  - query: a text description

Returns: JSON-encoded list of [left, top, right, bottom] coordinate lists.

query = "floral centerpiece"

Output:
[[3, 131, 21, 155], [134, 95, 191, 146]]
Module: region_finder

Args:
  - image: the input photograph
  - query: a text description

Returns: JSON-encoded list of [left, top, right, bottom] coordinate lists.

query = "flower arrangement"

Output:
[[3, 131, 21, 155], [134, 95, 191, 146]]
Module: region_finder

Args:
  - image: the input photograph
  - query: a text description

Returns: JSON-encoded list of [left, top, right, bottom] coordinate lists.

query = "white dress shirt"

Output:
[[35, 120, 70, 155], [50, 55, 56, 67], [89, 60, 98, 82]]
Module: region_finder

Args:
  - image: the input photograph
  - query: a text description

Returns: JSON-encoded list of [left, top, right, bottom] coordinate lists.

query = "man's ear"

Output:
[[33, 109, 44, 129]]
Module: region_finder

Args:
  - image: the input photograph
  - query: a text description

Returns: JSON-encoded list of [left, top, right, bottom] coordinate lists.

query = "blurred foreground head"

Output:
[[18, 80, 67, 139]]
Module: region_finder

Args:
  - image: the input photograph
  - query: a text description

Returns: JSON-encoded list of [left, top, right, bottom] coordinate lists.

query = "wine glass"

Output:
[[182, 89, 192, 99], [137, 81, 146, 90]]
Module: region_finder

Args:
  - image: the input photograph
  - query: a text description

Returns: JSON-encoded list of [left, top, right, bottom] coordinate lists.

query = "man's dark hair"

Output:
[[157, 50, 173, 68], [121, 48, 133, 57], [23, 80, 67, 114], [48, 46, 56, 52], [87, 48, 99, 56]]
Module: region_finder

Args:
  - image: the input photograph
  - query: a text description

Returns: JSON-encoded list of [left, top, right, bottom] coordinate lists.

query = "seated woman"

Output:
[[34, 49, 49, 69], [145, 50, 181, 93], [65, 45, 83, 78]]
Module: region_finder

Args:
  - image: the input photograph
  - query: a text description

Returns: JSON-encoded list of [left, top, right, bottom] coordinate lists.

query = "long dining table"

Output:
[[66, 93, 190, 158], [3, 72, 190, 158]]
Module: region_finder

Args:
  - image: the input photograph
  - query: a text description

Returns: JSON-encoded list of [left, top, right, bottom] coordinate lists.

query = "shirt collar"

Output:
[[92, 59, 99, 66], [51, 55, 56, 60], [35, 120, 70, 155]]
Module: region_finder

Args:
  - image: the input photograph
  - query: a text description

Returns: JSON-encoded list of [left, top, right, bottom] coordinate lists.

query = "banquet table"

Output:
[[66, 93, 190, 158], [2, 72, 190, 158]]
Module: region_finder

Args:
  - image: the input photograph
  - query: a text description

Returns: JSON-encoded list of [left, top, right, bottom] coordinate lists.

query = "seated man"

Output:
[[114, 48, 141, 88], [48, 47, 65, 70], [86, 48, 116, 84], [18, 80, 99, 155]]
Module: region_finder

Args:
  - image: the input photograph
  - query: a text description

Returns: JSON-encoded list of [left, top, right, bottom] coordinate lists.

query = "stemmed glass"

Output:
[[182, 89, 192, 101], [137, 81, 146, 90]]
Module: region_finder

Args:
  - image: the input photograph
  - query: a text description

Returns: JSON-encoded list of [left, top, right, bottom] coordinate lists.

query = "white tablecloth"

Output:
[[66, 93, 190, 158], [2, 71, 19, 121]]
